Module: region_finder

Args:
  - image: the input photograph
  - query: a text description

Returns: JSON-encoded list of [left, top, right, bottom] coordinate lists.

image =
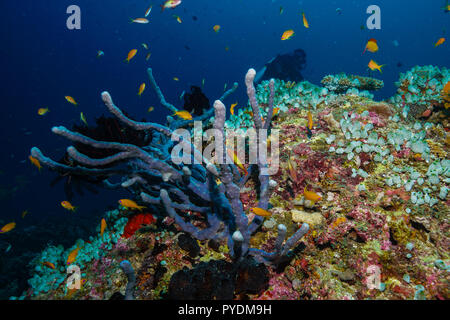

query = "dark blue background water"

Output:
[[0, 0, 448, 298]]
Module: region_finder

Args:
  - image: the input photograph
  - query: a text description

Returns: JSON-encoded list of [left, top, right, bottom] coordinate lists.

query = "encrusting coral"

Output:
[[16, 65, 449, 300]]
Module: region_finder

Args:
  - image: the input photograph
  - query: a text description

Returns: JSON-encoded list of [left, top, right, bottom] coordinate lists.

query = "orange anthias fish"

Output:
[[138, 83, 146, 96], [230, 102, 238, 115], [281, 29, 295, 40], [66, 246, 81, 265], [173, 15, 182, 23], [368, 60, 385, 73], [227, 148, 248, 175], [0, 222, 16, 234], [29, 155, 42, 171], [125, 49, 138, 63], [100, 218, 107, 238], [306, 111, 313, 138], [443, 81, 450, 99], [302, 12, 309, 28], [435, 37, 445, 47], [173, 110, 192, 120], [161, 0, 182, 11], [119, 199, 146, 211], [251, 207, 272, 218], [287, 155, 298, 182], [65, 96, 77, 106], [38, 108, 49, 116], [363, 38, 379, 54], [42, 261, 56, 270], [130, 18, 149, 24], [213, 25, 221, 33], [443, 81, 450, 109], [61, 201, 76, 212], [304, 186, 322, 202]]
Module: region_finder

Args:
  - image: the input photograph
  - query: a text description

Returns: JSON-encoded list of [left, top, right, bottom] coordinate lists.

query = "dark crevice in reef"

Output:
[[273, 243, 306, 274], [165, 257, 269, 300], [389, 229, 398, 246], [178, 233, 201, 258], [410, 220, 429, 233]]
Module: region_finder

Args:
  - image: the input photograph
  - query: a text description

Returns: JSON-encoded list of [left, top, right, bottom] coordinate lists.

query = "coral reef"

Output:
[[16, 65, 449, 300]]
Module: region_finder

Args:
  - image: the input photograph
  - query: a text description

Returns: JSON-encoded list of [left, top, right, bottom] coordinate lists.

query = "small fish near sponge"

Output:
[[442, 81, 450, 109], [321, 73, 384, 93]]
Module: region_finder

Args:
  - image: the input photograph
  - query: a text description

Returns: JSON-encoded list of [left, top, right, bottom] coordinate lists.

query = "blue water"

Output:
[[0, 0, 448, 298]]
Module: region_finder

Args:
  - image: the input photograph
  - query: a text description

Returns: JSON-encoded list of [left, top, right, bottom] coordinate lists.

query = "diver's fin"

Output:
[[254, 56, 277, 83], [254, 66, 267, 83]]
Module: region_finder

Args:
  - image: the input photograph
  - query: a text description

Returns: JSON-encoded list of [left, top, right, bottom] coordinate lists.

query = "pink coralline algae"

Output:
[[258, 273, 300, 300]]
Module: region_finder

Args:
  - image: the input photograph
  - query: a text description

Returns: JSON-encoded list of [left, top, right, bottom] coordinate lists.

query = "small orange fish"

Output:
[[307, 111, 313, 130], [29, 155, 42, 171], [281, 29, 295, 40], [173, 15, 182, 23], [146, 52, 152, 61], [227, 148, 248, 175], [421, 109, 432, 118], [173, 110, 192, 120], [303, 186, 322, 202], [435, 37, 445, 47], [0, 222, 16, 234], [363, 38, 379, 54], [100, 218, 107, 238], [173, 77, 180, 81], [130, 18, 149, 24], [302, 12, 309, 28], [368, 60, 385, 73], [125, 49, 138, 63], [65, 96, 77, 106], [230, 102, 238, 115], [119, 199, 146, 211], [61, 201, 76, 212], [38, 108, 49, 116], [148, 106, 155, 112], [66, 246, 81, 265], [42, 261, 56, 270], [272, 108, 280, 116], [306, 111, 313, 138], [138, 83, 146, 96], [21, 210, 29, 219], [287, 155, 297, 182], [251, 207, 272, 217], [213, 25, 221, 33]]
